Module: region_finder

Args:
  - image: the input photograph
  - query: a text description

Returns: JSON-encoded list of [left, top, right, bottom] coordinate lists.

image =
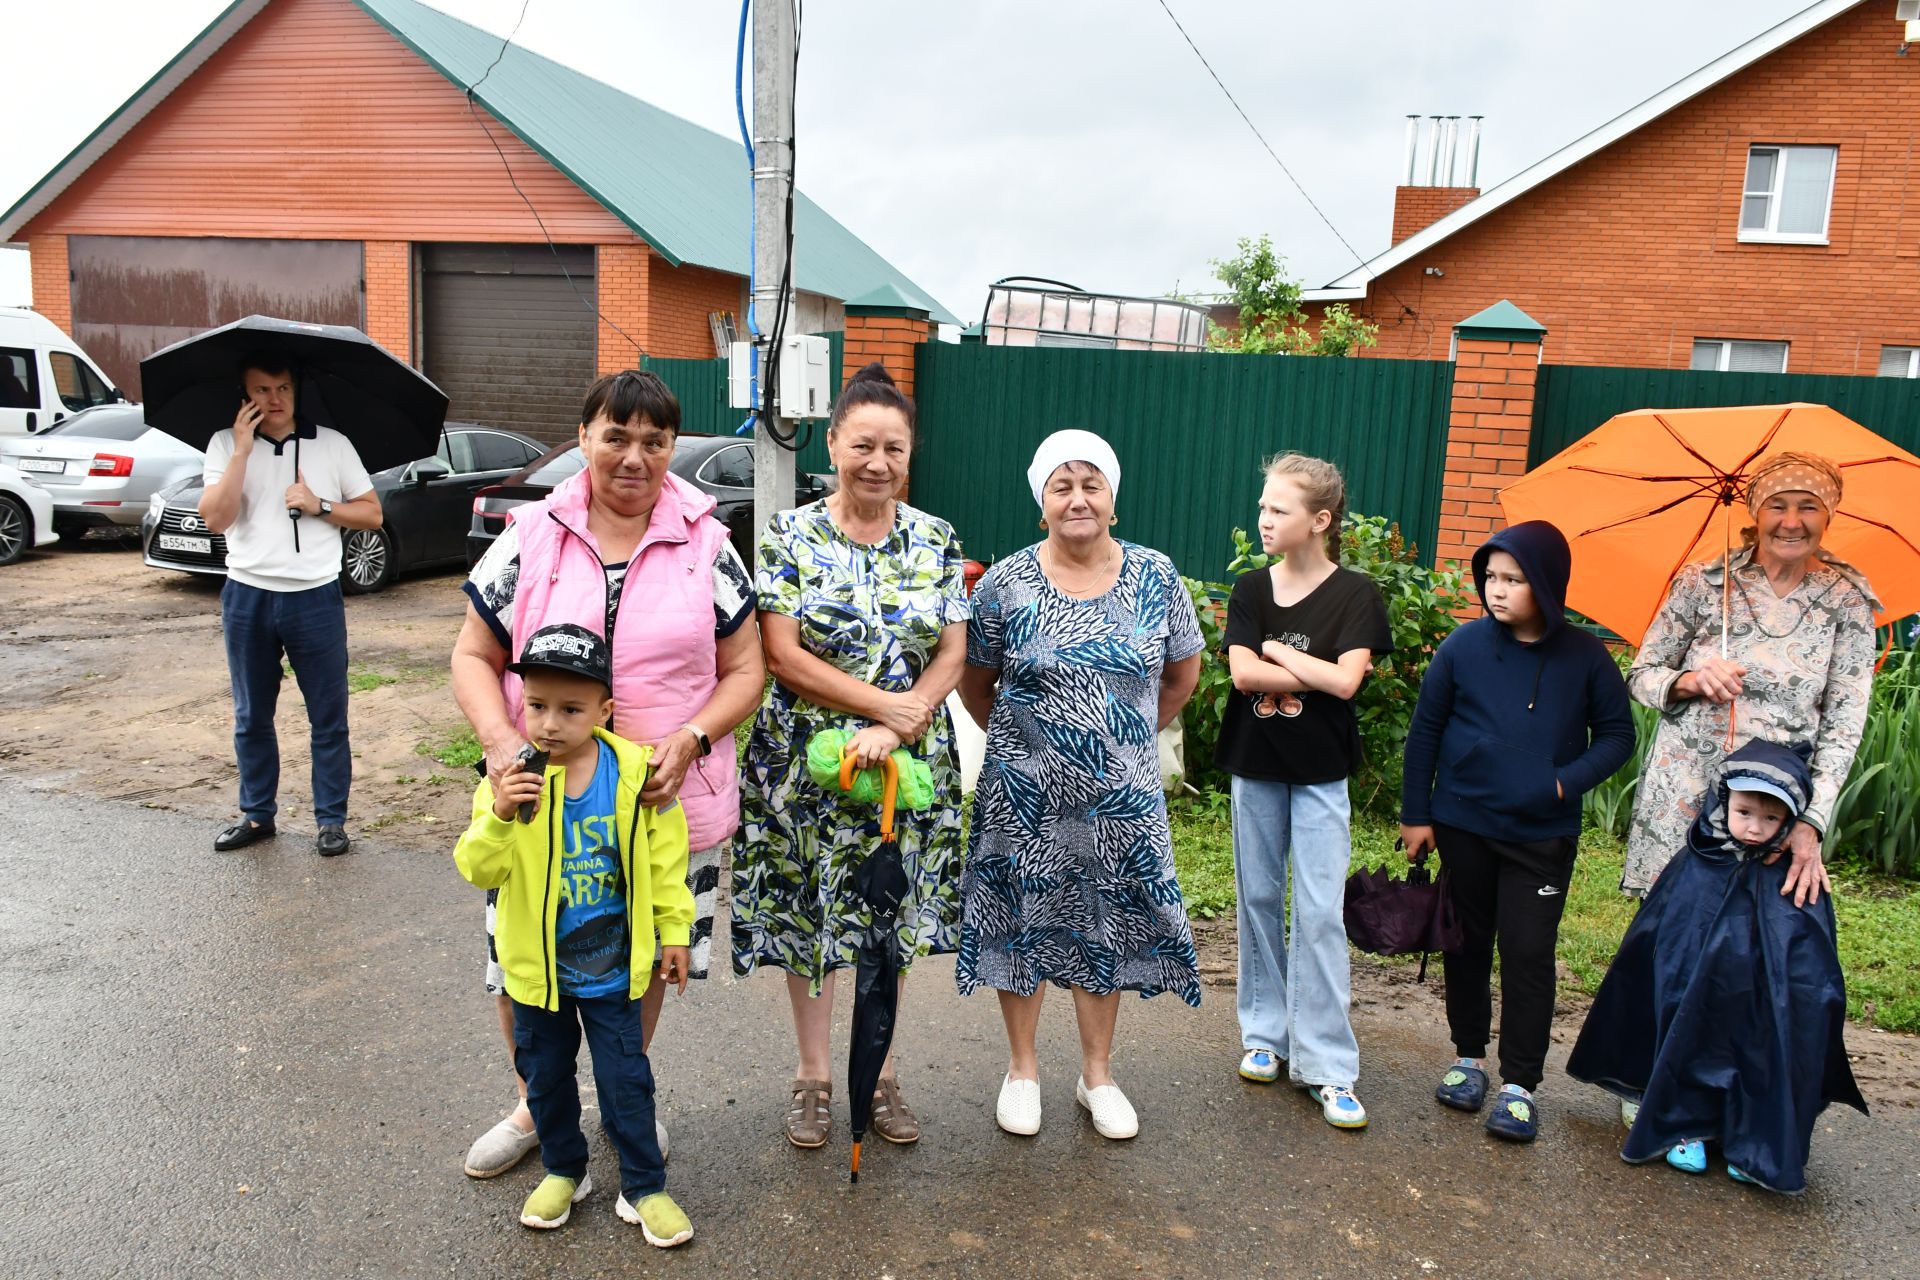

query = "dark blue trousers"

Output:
[[220, 578, 351, 827], [512, 992, 665, 1201]]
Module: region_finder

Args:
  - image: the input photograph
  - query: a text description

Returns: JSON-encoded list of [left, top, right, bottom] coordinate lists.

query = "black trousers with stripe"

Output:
[[1435, 823, 1578, 1091]]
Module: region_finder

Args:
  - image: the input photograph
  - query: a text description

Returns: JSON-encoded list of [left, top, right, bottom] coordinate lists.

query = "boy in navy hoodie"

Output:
[[1399, 521, 1633, 1142]]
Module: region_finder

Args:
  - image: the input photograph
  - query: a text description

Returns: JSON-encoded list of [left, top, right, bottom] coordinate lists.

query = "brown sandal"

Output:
[[787, 1078, 832, 1149], [870, 1076, 920, 1145]]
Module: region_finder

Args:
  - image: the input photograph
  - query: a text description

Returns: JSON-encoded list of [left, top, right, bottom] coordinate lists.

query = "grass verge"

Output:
[[1167, 795, 1920, 1033], [416, 727, 483, 771]]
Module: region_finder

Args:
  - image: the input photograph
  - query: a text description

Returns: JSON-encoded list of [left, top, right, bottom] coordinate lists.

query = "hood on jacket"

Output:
[[543, 462, 718, 534], [1473, 520, 1572, 639], [1691, 738, 1814, 856]]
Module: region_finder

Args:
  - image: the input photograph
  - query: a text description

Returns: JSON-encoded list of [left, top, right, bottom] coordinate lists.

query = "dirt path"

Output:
[[5, 538, 1916, 1111]]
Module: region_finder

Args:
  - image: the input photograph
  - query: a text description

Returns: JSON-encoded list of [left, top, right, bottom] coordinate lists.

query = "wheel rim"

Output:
[[345, 530, 386, 585], [0, 501, 23, 561]]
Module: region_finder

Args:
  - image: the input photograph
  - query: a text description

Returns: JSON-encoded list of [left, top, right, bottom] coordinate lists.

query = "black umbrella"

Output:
[[1343, 848, 1464, 982], [842, 752, 909, 1185], [138, 315, 449, 474]]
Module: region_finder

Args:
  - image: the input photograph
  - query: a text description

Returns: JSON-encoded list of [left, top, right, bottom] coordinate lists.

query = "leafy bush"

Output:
[[1179, 515, 1464, 814], [1828, 648, 1920, 878]]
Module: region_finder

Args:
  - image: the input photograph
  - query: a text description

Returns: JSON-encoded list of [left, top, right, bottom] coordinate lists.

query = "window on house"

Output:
[[1739, 145, 1835, 242], [1878, 346, 1920, 378], [1690, 339, 1788, 373]]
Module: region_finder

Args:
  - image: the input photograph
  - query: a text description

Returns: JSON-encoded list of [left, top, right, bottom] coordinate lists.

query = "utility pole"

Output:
[[751, 0, 797, 546]]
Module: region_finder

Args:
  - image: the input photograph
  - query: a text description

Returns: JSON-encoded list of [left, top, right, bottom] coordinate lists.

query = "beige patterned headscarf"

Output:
[[1744, 451, 1842, 516]]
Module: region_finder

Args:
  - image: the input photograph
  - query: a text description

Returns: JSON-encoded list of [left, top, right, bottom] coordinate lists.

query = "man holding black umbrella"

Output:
[[198, 352, 381, 856]]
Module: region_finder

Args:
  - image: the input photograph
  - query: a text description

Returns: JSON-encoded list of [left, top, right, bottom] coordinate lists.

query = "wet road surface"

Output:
[[3, 779, 1915, 1279]]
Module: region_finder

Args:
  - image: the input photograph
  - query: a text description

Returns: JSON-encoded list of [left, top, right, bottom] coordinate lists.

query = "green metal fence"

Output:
[[909, 344, 1455, 580], [1532, 363, 1920, 467]]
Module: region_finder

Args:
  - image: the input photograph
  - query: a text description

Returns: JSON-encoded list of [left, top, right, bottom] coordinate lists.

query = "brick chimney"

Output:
[[1393, 114, 1482, 243]]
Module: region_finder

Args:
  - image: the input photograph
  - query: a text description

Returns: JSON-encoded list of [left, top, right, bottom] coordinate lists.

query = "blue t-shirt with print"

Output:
[[555, 739, 630, 998]]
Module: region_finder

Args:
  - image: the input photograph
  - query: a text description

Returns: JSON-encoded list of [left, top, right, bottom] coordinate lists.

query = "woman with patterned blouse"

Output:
[[733, 363, 970, 1151], [1622, 452, 1878, 910], [957, 430, 1205, 1143]]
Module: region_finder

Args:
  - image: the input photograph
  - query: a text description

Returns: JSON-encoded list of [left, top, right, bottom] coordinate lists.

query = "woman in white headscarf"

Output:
[[956, 430, 1205, 1141]]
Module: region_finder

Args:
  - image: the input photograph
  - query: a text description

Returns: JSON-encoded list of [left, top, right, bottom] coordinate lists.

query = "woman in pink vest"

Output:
[[450, 370, 765, 1179]]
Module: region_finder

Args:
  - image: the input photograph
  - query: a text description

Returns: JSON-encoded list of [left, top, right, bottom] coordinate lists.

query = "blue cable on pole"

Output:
[[734, 0, 760, 436]]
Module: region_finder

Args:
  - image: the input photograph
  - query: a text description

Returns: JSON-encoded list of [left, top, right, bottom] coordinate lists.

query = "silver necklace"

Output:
[[1045, 540, 1118, 597]]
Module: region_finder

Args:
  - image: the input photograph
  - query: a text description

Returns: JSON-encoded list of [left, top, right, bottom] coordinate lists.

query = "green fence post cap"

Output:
[[845, 284, 934, 319], [1454, 300, 1546, 344]]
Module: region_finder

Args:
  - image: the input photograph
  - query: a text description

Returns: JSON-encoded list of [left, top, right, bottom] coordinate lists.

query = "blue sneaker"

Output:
[[1314, 1084, 1368, 1130], [1435, 1060, 1489, 1113], [1239, 1049, 1280, 1083], [1483, 1085, 1538, 1142], [1727, 1164, 1759, 1187], [1666, 1141, 1707, 1174]]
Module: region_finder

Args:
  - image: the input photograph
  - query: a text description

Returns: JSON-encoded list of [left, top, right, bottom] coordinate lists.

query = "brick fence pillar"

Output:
[[1437, 300, 1547, 570], [28, 235, 72, 336], [842, 284, 934, 396], [596, 241, 651, 374], [362, 241, 412, 363]]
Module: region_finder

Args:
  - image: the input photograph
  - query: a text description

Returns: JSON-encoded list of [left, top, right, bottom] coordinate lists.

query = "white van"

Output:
[[0, 307, 126, 436]]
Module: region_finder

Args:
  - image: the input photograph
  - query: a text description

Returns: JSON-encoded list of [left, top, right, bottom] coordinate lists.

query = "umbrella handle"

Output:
[[836, 749, 901, 843]]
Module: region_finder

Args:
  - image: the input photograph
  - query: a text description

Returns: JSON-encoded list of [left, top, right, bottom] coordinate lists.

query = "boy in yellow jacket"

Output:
[[454, 622, 695, 1246]]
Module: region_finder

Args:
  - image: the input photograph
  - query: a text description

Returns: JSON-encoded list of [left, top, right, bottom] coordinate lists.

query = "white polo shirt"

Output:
[[203, 425, 375, 592]]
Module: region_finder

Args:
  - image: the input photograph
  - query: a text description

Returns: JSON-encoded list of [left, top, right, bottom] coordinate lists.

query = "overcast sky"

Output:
[[1, 0, 1825, 322]]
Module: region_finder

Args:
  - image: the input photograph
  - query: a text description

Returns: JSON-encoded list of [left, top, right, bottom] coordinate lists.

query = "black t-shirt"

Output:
[[1214, 566, 1394, 784]]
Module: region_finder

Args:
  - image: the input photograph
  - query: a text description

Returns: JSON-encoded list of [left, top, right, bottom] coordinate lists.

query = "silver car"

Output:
[[0, 404, 204, 534]]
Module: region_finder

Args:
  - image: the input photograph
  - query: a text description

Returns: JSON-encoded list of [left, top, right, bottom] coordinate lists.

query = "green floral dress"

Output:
[[731, 501, 970, 991]]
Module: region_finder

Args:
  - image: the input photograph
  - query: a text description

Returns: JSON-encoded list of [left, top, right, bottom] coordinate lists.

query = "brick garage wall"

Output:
[[596, 242, 650, 375], [646, 257, 739, 361], [362, 240, 410, 361], [1437, 336, 1540, 571], [1351, 2, 1920, 374], [28, 235, 72, 335]]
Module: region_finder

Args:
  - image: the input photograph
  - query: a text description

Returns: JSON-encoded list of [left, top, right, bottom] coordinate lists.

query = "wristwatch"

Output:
[[682, 723, 712, 756], [318, 498, 334, 519]]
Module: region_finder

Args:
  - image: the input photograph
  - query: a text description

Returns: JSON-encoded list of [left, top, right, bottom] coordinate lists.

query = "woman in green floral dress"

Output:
[[733, 364, 970, 1150]]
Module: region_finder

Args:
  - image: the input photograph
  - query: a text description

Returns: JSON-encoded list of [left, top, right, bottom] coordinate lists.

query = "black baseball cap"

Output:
[[509, 623, 612, 691]]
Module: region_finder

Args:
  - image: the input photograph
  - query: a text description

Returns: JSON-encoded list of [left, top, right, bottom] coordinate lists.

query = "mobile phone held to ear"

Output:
[[512, 745, 550, 823]]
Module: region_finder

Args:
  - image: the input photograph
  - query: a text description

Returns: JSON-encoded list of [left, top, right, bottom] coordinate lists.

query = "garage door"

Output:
[[420, 244, 596, 445]]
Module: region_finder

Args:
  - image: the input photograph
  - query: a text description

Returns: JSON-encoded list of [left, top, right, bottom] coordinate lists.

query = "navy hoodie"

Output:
[[1399, 521, 1634, 842]]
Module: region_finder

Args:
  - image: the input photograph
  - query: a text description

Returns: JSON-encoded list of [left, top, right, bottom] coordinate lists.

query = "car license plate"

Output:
[[18, 457, 63, 473], [157, 533, 212, 554]]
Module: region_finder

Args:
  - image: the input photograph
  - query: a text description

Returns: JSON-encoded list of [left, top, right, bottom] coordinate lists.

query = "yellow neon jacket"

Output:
[[453, 727, 693, 1011]]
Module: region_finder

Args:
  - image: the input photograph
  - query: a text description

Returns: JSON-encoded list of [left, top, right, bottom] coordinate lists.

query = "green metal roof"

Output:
[[357, 0, 953, 324], [1453, 299, 1547, 341]]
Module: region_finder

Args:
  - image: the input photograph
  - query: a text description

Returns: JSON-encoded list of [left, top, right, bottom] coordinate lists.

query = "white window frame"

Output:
[[1738, 144, 1835, 245], [1691, 339, 1789, 374], [1879, 345, 1920, 378]]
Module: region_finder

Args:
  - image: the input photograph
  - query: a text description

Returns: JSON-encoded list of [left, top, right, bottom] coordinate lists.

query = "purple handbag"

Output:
[[1343, 850, 1464, 980]]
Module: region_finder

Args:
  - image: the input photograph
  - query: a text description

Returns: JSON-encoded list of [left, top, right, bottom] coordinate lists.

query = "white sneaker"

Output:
[[996, 1073, 1042, 1135], [1075, 1077, 1139, 1140], [1621, 1099, 1640, 1128], [656, 1118, 670, 1164], [464, 1109, 539, 1179]]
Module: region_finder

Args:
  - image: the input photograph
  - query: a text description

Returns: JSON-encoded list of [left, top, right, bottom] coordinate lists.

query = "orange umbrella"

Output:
[[1498, 403, 1920, 645]]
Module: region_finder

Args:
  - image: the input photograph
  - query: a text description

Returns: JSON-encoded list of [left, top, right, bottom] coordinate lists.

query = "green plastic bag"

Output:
[[805, 729, 934, 810]]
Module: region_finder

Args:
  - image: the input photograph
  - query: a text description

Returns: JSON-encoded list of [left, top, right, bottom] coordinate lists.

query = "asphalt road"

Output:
[[3, 779, 1915, 1280]]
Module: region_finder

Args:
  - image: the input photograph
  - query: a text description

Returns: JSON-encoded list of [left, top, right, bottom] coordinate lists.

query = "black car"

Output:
[[467, 433, 833, 566], [143, 424, 547, 593]]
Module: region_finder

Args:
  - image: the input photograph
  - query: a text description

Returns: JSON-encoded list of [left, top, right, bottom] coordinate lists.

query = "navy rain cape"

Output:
[[1566, 739, 1866, 1195]]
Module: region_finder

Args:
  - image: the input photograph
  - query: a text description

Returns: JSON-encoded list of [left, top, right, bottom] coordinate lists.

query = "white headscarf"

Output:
[[1027, 429, 1122, 506]]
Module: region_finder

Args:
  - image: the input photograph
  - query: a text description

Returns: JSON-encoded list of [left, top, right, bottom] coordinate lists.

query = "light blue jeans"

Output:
[[1231, 775, 1359, 1089]]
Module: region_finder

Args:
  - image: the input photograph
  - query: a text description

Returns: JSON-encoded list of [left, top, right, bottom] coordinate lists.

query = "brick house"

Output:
[[0, 0, 951, 439], [1309, 0, 1920, 377]]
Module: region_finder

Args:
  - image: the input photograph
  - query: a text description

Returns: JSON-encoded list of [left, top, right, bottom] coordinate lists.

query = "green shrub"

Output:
[[1828, 648, 1920, 878], [1179, 515, 1463, 815]]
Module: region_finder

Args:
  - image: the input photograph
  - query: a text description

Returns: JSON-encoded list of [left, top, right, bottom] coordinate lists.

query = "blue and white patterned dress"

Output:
[[957, 542, 1206, 1006]]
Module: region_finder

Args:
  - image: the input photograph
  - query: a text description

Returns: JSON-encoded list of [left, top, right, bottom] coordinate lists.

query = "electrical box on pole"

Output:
[[750, 0, 799, 546], [730, 335, 830, 419]]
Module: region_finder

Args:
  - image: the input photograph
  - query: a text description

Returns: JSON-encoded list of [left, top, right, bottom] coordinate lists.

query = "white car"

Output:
[[0, 461, 58, 565]]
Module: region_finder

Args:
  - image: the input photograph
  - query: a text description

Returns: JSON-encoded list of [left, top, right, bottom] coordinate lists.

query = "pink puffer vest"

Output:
[[503, 467, 740, 849]]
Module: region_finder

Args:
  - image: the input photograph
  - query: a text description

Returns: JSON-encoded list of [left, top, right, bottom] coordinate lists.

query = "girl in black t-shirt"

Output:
[[1215, 454, 1393, 1130]]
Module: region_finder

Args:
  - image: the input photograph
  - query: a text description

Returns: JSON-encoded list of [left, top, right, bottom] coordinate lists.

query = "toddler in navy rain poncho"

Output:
[[1567, 739, 1867, 1194]]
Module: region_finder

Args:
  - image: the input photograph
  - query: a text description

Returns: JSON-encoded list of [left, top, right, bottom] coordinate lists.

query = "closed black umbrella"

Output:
[[138, 315, 448, 474], [842, 753, 909, 1185]]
